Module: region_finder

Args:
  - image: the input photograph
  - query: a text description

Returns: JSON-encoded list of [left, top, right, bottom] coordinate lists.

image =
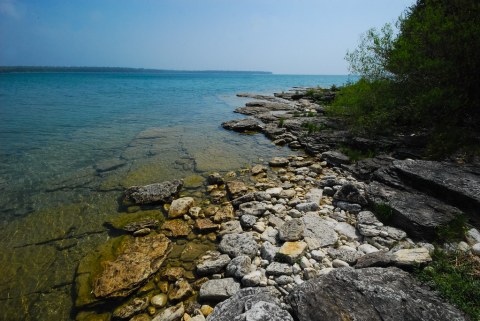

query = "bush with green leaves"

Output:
[[330, 0, 480, 157]]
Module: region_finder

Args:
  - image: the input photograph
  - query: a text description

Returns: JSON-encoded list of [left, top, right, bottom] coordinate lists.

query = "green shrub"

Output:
[[372, 203, 394, 223], [340, 146, 376, 162], [416, 250, 480, 320]]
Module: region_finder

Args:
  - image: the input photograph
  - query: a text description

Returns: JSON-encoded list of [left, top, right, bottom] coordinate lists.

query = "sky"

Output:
[[0, 0, 416, 74]]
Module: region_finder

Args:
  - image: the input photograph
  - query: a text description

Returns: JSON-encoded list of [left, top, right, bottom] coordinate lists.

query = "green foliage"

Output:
[[333, 0, 480, 157], [340, 146, 376, 162], [416, 250, 480, 320], [301, 122, 328, 135], [278, 117, 285, 128], [435, 214, 467, 243], [305, 87, 336, 104]]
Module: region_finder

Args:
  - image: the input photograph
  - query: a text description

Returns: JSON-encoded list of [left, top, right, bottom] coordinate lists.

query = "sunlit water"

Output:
[[0, 72, 353, 320]]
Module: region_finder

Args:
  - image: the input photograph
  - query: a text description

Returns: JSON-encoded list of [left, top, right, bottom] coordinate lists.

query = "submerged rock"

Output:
[[169, 197, 195, 218], [92, 234, 172, 299], [124, 180, 183, 205], [221, 118, 264, 132]]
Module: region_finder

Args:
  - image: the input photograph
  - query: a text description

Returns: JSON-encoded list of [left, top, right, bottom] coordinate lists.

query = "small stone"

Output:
[[199, 278, 241, 302], [219, 220, 243, 236], [169, 197, 195, 218], [219, 233, 259, 258], [391, 248, 432, 267], [472, 243, 480, 256], [260, 241, 278, 262], [163, 266, 185, 281], [275, 275, 294, 286], [239, 201, 268, 216], [466, 228, 480, 245], [200, 305, 214, 317], [242, 270, 268, 287], [279, 218, 305, 241], [151, 293, 168, 308], [296, 202, 320, 212], [226, 256, 254, 279], [253, 221, 266, 233], [152, 302, 184, 321], [113, 297, 149, 319], [196, 251, 231, 276], [162, 219, 192, 237], [266, 262, 293, 276], [168, 279, 193, 302], [310, 250, 326, 261], [189, 207, 202, 218], [207, 172, 224, 185], [277, 241, 307, 264], [332, 259, 350, 268], [334, 222, 361, 241], [195, 218, 219, 232], [269, 157, 290, 167], [240, 214, 258, 228], [226, 181, 249, 199], [358, 244, 379, 254], [266, 187, 283, 197]]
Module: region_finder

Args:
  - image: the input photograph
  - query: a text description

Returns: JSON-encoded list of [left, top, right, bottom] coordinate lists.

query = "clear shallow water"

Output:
[[0, 72, 353, 320]]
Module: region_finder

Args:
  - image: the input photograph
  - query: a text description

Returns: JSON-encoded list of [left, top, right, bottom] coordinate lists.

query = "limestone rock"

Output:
[[199, 278, 240, 302], [168, 279, 193, 302], [197, 251, 231, 276], [226, 181, 249, 199], [242, 270, 268, 287], [334, 222, 361, 241], [205, 287, 283, 321], [287, 267, 469, 321], [251, 165, 267, 175], [367, 181, 462, 240], [321, 151, 350, 167], [391, 248, 432, 267], [151, 293, 168, 308], [269, 157, 290, 167], [238, 201, 267, 216], [278, 218, 304, 241], [124, 180, 183, 205], [113, 297, 149, 319], [266, 262, 293, 276], [162, 219, 191, 237], [242, 301, 294, 321], [302, 213, 338, 249], [226, 256, 254, 279], [333, 183, 368, 205], [195, 218, 219, 232], [222, 118, 264, 132], [152, 302, 184, 321], [93, 234, 171, 299], [169, 197, 195, 218], [277, 241, 307, 264], [219, 233, 259, 258]]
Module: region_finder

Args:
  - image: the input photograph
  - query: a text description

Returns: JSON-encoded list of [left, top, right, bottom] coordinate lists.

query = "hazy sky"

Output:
[[0, 0, 415, 74]]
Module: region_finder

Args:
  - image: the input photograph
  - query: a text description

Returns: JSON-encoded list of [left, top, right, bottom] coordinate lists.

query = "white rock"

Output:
[[332, 259, 350, 268], [358, 243, 379, 254], [310, 249, 326, 261], [300, 256, 313, 269], [472, 243, 480, 256], [466, 228, 480, 245]]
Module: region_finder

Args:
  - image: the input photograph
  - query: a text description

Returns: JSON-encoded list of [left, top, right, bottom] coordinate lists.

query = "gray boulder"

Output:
[[124, 180, 183, 205], [287, 267, 470, 321], [219, 233, 259, 258], [333, 183, 368, 205], [321, 151, 350, 166]]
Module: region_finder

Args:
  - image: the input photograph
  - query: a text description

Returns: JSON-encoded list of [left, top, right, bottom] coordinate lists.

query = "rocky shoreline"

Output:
[[74, 88, 480, 321]]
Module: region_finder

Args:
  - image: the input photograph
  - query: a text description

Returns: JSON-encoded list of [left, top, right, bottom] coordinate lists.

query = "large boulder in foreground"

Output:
[[287, 267, 469, 321], [93, 234, 171, 299], [124, 180, 183, 205]]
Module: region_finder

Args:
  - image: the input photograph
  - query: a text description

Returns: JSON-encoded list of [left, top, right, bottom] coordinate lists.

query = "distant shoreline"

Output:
[[0, 66, 272, 74]]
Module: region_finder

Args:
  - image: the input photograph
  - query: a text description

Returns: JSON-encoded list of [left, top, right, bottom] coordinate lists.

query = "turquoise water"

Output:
[[0, 72, 352, 320]]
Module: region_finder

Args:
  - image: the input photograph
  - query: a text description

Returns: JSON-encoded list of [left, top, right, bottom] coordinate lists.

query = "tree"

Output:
[[331, 0, 480, 156]]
